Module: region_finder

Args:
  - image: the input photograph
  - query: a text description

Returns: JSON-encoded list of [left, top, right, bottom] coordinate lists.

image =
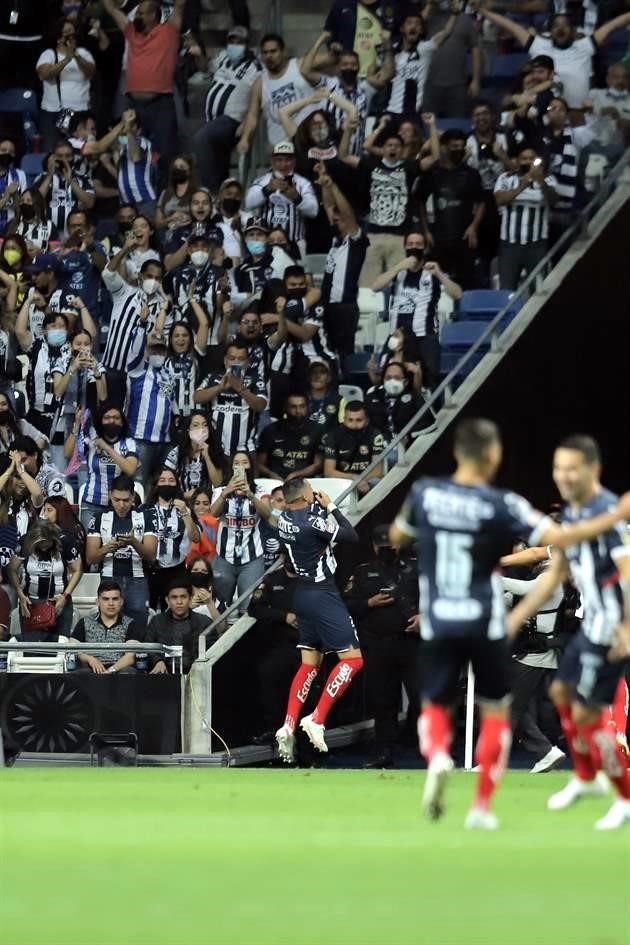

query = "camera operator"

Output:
[[503, 550, 568, 773], [344, 524, 420, 768]]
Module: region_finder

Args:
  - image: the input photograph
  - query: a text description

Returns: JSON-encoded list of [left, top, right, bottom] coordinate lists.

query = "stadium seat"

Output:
[[485, 53, 528, 85], [440, 320, 491, 376], [310, 477, 352, 510], [0, 88, 39, 118], [458, 289, 523, 322], [433, 118, 470, 132], [357, 288, 385, 351], [64, 482, 75, 504], [343, 351, 371, 389], [21, 152, 45, 186], [7, 634, 69, 673], [255, 477, 283, 497], [71, 573, 101, 623], [338, 384, 364, 402]]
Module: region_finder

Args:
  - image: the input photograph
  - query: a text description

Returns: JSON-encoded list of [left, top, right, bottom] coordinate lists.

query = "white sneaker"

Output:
[[275, 725, 295, 764], [465, 807, 499, 830], [530, 746, 566, 774], [594, 799, 630, 831], [422, 752, 454, 820], [547, 773, 609, 811], [300, 714, 328, 753]]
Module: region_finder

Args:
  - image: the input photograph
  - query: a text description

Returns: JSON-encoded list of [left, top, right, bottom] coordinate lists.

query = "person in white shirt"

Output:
[[479, 6, 630, 109], [584, 61, 630, 141], [244, 141, 318, 252], [36, 17, 96, 150]]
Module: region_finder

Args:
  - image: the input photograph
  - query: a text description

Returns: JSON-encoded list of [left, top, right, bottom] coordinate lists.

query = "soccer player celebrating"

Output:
[[508, 436, 630, 830], [389, 419, 629, 830], [274, 479, 362, 763]]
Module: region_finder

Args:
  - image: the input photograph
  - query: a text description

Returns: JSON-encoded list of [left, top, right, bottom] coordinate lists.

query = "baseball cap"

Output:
[[227, 25, 248, 41], [529, 55, 554, 71], [372, 524, 392, 547], [244, 217, 269, 234], [272, 140, 295, 156], [27, 252, 61, 274]]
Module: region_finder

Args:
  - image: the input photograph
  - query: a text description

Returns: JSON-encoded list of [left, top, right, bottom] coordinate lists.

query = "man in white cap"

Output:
[[244, 141, 318, 253]]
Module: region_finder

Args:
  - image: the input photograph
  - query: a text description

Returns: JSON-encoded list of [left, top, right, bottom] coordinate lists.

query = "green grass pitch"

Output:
[[1, 768, 629, 945]]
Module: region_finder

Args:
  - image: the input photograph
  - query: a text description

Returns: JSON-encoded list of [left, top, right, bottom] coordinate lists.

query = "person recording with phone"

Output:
[[371, 229, 462, 390], [146, 467, 201, 609]]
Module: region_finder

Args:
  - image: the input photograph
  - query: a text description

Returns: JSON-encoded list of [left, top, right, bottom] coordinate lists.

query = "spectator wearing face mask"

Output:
[[164, 410, 223, 498], [321, 400, 385, 497], [146, 467, 200, 609], [233, 219, 294, 297], [163, 189, 222, 272], [257, 393, 324, 482], [371, 230, 462, 389], [7, 190, 57, 255], [14, 310, 73, 441], [187, 555, 226, 624], [214, 179, 247, 266], [365, 361, 435, 454], [0, 235, 30, 310], [165, 230, 225, 346], [306, 359, 343, 430], [35, 140, 95, 239], [0, 139, 27, 234], [368, 326, 424, 393], [155, 155, 197, 233]]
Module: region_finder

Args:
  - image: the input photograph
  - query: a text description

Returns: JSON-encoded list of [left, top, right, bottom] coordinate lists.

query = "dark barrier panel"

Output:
[[0, 674, 181, 755]]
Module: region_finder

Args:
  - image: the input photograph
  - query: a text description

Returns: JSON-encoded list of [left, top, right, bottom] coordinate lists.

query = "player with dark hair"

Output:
[[274, 477, 362, 763], [390, 418, 630, 829], [509, 435, 630, 830]]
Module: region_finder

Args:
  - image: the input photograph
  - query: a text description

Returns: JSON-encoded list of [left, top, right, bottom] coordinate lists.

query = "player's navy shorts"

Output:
[[294, 583, 359, 654], [556, 629, 628, 706], [421, 635, 511, 705]]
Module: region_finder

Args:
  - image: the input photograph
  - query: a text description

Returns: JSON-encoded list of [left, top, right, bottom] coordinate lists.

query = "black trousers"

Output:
[[363, 633, 420, 755], [510, 660, 556, 760]]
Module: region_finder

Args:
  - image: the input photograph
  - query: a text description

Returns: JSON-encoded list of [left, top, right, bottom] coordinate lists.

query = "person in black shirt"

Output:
[[365, 361, 435, 452], [420, 129, 484, 289], [144, 578, 215, 674], [257, 393, 323, 482], [306, 359, 342, 430], [218, 302, 287, 387], [321, 400, 385, 496], [233, 219, 294, 296]]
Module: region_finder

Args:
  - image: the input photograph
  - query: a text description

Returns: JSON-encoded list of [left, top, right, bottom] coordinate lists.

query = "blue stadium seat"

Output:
[[433, 117, 470, 133], [440, 321, 490, 377], [0, 88, 39, 118], [343, 351, 371, 390], [21, 153, 45, 186], [458, 289, 523, 321], [485, 53, 528, 85]]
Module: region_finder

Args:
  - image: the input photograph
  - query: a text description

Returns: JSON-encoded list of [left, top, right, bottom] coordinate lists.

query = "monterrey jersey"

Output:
[[395, 477, 547, 640], [561, 489, 630, 646], [277, 506, 339, 584], [82, 430, 138, 506], [153, 503, 191, 568], [213, 488, 264, 564]]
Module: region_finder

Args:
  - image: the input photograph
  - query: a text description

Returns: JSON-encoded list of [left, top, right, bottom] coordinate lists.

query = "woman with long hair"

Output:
[[8, 519, 82, 638], [164, 410, 223, 498], [42, 495, 86, 560], [209, 451, 273, 610], [123, 214, 161, 285], [146, 467, 201, 609], [155, 154, 199, 233], [65, 401, 139, 528], [0, 234, 31, 309], [185, 488, 219, 564], [0, 453, 34, 608], [165, 323, 208, 428], [0, 391, 49, 453], [186, 554, 226, 625], [6, 189, 57, 253], [35, 17, 96, 149]]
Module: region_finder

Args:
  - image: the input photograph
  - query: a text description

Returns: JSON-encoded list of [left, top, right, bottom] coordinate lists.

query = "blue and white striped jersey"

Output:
[[117, 136, 156, 204], [277, 505, 339, 584], [81, 429, 138, 506], [561, 489, 630, 646], [126, 364, 175, 444], [395, 477, 548, 641]]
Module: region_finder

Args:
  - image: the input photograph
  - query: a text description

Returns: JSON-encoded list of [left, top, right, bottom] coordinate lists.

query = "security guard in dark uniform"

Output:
[[257, 393, 323, 481], [248, 566, 301, 742], [344, 524, 420, 767]]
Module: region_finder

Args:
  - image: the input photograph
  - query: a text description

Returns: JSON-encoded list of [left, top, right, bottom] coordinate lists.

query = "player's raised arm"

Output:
[[506, 549, 569, 639], [389, 495, 417, 549], [314, 489, 358, 543], [537, 494, 630, 550]]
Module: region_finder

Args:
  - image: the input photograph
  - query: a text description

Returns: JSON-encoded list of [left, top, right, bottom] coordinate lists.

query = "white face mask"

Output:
[[383, 378, 405, 397], [382, 157, 401, 169], [387, 336, 402, 352], [142, 278, 159, 296], [149, 354, 165, 369], [190, 250, 209, 267]]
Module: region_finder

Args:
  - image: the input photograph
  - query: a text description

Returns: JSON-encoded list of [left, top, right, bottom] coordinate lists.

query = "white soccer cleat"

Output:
[[275, 725, 295, 764], [530, 746, 566, 774], [594, 799, 630, 831], [422, 752, 454, 821], [464, 807, 499, 831], [547, 773, 609, 811], [300, 714, 328, 753]]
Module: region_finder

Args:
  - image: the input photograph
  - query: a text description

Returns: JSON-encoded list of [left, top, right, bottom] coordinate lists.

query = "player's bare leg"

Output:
[[300, 645, 364, 753], [547, 681, 608, 810], [419, 701, 455, 820], [276, 650, 322, 763], [465, 700, 511, 830]]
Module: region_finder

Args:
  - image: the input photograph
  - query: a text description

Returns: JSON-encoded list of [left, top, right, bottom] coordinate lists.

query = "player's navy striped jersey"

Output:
[[277, 506, 339, 584], [561, 488, 630, 646], [395, 477, 548, 640], [213, 488, 264, 564], [152, 503, 191, 568]]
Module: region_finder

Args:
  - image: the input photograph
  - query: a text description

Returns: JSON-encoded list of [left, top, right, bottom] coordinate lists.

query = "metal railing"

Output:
[[0, 642, 184, 674]]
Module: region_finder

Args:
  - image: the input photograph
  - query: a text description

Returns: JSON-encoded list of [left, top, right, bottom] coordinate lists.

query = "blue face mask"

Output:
[[118, 135, 128, 149], [226, 43, 245, 62], [47, 329, 67, 347], [246, 239, 265, 256]]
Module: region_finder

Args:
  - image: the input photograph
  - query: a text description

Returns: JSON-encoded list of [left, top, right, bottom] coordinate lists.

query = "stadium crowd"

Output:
[[0, 0, 628, 759]]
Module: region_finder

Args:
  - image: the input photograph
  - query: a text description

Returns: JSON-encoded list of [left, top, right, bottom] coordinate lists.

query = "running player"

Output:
[[389, 419, 629, 829], [274, 479, 362, 763], [508, 435, 630, 829]]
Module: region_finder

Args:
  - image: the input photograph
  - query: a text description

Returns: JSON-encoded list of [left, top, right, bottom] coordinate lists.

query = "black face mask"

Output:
[[20, 205, 35, 221], [340, 68, 359, 85], [287, 287, 307, 299], [189, 572, 210, 588], [519, 163, 532, 175], [172, 168, 189, 184], [0, 409, 11, 425], [0, 153, 13, 170], [133, 17, 145, 33], [449, 150, 465, 165], [375, 546, 397, 566], [222, 198, 241, 216], [118, 220, 134, 234], [102, 422, 122, 440], [406, 247, 425, 261], [157, 485, 178, 501]]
